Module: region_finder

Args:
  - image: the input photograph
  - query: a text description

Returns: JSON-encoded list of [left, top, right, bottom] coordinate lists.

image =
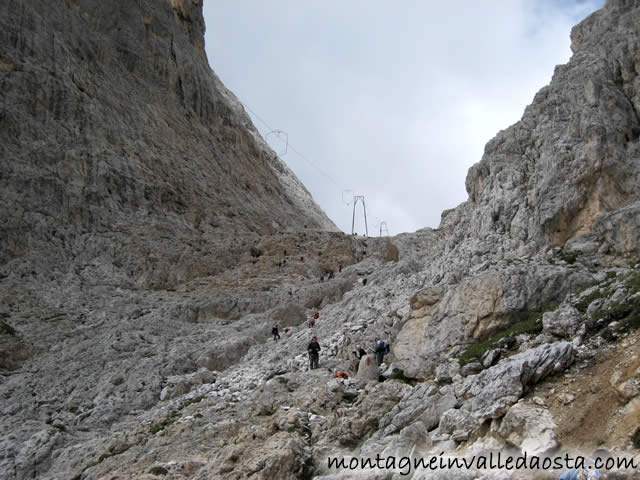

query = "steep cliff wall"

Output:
[[393, 0, 640, 379], [0, 0, 335, 285], [461, 0, 640, 251]]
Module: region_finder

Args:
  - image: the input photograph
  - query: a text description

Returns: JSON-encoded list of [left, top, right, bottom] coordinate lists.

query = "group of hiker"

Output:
[[270, 317, 391, 371], [306, 336, 390, 372], [320, 264, 344, 282], [271, 323, 391, 372]]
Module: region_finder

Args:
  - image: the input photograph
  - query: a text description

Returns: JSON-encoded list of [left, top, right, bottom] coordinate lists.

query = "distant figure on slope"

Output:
[[374, 338, 390, 366], [272, 325, 280, 341], [339, 264, 343, 273], [351, 345, 367, 373], [308, 336, 321, 370]]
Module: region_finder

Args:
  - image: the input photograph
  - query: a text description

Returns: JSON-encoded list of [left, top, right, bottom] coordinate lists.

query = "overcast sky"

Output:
[[203, 1, 605, 235]]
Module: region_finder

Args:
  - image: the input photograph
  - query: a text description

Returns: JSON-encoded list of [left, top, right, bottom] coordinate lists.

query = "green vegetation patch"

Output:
[[458, 313, 545, 367], [183, 395, 205, 408], [575, 288, 610, 313], [593, 296, 640, 333], [557, 249, 580, 265], [0, 321, 16, 336], [632, 427, 640, 449], [149, 411, 179, 434], [149, 466, 169, 476], [388, 368, 418, 386], [625, 270, 640, 294]]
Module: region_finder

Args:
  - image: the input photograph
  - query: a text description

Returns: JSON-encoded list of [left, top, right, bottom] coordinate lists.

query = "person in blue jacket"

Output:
[[558, 467, 602, 480]]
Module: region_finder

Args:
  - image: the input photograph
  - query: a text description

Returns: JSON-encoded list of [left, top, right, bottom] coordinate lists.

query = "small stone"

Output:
[[532, 396, 546, 407], [452, 430, 470, 442]]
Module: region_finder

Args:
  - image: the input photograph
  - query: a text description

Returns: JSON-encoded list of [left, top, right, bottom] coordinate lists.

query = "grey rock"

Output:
[[459, 342, 575, 421], [460, 361, 483, 376], [437, 408, 478, 436], [434, 361, 460, 384], [481, 349, 501, 368], [565, 233, 601, 255], [355, 355, 379, 382], [542, 304, 582, 338], [496, 402, 558, 454], [376, 384, 459, 435]]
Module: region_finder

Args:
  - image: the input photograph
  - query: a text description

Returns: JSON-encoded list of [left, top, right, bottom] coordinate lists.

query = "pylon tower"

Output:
[[351, 196, 368, 236]]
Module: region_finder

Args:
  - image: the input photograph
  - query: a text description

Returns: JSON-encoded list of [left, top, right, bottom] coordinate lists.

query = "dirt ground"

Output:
[[530, 330, 640, 453]]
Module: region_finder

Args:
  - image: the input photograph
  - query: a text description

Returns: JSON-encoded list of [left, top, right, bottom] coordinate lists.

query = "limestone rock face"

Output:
[[0, 0, 335, 282], [464, 0, 640, 250]]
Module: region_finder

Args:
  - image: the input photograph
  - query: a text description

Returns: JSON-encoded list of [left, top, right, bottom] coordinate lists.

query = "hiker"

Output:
[[272, 325, 280, 341], [328, 271, 334, 279], [352, 345, 367, 373], [308, 336, 321, 370], [374, 338, 390, 366], [557, 467, 602, 480], [352, 345, 367, 360], [320, 276, 324, 282], [339, 264, 343, 273]]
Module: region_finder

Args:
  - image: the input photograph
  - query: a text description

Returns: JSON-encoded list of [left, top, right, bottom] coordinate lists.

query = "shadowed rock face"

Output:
[[0, 0, 335, 278]]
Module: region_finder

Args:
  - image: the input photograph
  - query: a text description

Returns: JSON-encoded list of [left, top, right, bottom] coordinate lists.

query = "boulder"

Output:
[[542, 305, 582, 338], [495, 401, 558, 454], [355, 355, 379, 382], [377, 384, 459, 434], [461, 361, 483, 376], [438, 408, 478, 436], [459, 342, 575, 421], [481, 349, 501, 368]]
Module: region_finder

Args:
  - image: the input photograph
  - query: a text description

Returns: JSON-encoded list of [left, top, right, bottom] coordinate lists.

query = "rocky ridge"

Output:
[[2, 0, 640, 479]]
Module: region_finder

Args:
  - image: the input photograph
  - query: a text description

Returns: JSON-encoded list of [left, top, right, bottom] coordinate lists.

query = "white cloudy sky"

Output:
[[203, 1, 605, 235]]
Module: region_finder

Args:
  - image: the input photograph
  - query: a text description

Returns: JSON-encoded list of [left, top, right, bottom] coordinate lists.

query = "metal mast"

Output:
[[351, 195, 368, 237]]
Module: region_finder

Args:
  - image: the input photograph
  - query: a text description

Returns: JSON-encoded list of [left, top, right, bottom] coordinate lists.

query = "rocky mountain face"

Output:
[[1, 0, 640, 479], [0, 0, 335, 283]]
